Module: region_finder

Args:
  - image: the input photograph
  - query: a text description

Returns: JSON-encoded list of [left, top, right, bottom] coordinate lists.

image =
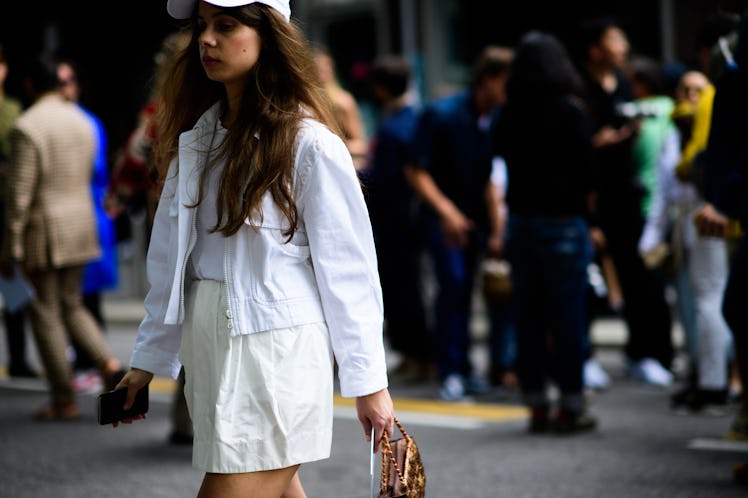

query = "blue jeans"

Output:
[[424, 217, 484, 380], [488, 298, 517, 374], [506, 215, 592, 411]]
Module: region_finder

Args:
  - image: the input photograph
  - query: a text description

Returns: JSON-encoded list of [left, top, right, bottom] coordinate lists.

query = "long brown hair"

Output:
[[152, 3, 341, 239]]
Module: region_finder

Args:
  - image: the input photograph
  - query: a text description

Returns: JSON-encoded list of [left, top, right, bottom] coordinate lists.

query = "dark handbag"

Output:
[[379, 417, 426, 498]]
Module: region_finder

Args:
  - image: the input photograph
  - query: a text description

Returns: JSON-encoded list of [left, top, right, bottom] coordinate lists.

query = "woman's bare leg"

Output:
[[197, 465, 299, 498], [281, 471, 307, 498]]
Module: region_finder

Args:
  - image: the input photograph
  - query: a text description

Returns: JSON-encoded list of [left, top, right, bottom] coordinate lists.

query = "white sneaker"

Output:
[[72, 370, 103, 394], [584, 359, 611, 390], [629, 358, 673, 387], [439, 373, 466, 401]]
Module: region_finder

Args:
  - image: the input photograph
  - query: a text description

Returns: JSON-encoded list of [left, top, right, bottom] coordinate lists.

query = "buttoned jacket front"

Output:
[[130, 104, 388, 398]]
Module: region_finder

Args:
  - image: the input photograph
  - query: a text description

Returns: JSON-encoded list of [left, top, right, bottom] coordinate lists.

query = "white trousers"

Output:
[[687, 233, 733, 390]]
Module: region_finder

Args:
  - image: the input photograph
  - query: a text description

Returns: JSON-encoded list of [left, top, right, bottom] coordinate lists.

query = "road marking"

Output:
[[688, 438, 748, 453], [0, 374, 528, 428], [334, 405, 488, 429], [150, 377, 177, 392], [333, 394, 527, 429]]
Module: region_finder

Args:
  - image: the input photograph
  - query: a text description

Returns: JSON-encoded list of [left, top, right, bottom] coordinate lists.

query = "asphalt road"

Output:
[[1, 299, 747, 497]]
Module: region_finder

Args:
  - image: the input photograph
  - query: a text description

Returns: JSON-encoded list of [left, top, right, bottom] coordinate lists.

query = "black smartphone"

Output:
[[97, 385, 149, 425]]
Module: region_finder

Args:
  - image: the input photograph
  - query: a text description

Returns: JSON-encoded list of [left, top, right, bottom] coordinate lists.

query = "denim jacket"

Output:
[[129, 104, 387, 398]]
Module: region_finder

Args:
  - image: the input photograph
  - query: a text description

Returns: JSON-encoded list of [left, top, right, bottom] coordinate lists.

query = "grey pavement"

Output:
[[1, 293, 748, 497]]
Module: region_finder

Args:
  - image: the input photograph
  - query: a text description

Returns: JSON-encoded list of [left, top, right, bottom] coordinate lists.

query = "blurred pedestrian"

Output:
[[106, 30, 192, 238], [468, 46, 517, 389], [484, 155, 519, 390], [313, 45, 369, 171], [113, 1, 394, 496], [363, 54, 434, 383], [492, 31, 597, 433], [405, 45, 510, 401], [639, 68, 704, 401], [644, 65, 735, 415], [694, 0, 748, 485], [0, 53, 125, 420], [106, 29, 195, 445], [478, 46, 519, 390], [57, 59, 119, 392], [684, 12, 745, 403], [0, 42, 35, 378], [576, 18, 675, 386]]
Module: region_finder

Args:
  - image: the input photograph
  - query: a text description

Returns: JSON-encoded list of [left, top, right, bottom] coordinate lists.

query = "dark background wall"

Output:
[[0, 0, 731, 164], [447, 0, 722, 66], [0, 1, 179, 163]]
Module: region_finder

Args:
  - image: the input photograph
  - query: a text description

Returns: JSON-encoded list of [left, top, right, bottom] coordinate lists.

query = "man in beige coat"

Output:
[[0, 54, 123, 420]]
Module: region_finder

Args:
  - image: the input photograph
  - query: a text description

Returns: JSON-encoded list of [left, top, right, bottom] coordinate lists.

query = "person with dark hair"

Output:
[[106, 29, 196, 446], [577, 18, 675, 387], [404, 45, 511, 401], [56, 59, 119, 393], [112, 2, 394, 496], [0, 42, 35, 379], [363, 54, 434, 383], [694, 2, 748, 483], [627, 55, 676, 224], [0, 53, 125, 420], [492, 30, 597, 434], [640, 59, 735, 415]]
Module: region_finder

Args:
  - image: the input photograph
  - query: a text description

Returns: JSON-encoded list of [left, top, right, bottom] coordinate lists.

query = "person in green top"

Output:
[[0, 43, 35, 378], [627, 55, 677, 218]]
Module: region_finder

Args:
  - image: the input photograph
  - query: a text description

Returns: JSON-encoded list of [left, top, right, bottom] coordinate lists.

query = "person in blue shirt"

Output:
[[362, 54, 434, 383], [405, 46, 511, 401], [58, 60, 118, 379]]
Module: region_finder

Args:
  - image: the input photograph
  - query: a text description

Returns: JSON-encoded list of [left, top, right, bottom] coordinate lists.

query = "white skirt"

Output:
[[178, 279, 334, 473]]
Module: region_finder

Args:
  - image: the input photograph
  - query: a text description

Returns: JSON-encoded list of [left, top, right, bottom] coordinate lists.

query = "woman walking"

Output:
[[112, 2, 394, 496]]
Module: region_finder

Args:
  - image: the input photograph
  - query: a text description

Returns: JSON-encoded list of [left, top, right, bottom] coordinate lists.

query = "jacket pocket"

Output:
[[242, 195, 315, 304], [244, 195, 310, 257]]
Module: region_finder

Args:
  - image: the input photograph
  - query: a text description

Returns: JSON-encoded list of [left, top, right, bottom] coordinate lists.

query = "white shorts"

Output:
[[178, 279, 334, 473]]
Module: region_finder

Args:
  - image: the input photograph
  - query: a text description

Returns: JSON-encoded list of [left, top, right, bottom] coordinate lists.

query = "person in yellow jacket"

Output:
[[663, 70, 737, 413]]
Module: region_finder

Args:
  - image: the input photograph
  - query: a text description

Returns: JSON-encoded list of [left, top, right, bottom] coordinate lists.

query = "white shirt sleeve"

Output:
[[490, 156, 508, 196], [129, 159, 184, 379], [639, 128, 680, 253]]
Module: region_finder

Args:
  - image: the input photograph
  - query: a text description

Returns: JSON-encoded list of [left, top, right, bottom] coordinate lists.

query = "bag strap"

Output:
[[380, 417, 411, 494]]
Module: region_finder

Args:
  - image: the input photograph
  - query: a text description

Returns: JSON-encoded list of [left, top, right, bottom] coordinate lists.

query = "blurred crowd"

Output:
[[1, 0, 748, 487]]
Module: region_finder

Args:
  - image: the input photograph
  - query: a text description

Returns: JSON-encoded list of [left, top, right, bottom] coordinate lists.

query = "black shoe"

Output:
[[552, 408, 597, 435], [528, 406, 550, 434], [671, 387, 728, 415], [8, 364, 38, 378], [671, 386, 694, 406], [169, 430, 194, 445], [734, 462, 748, 485], [489, 365, 519, 389], [489, 365, 507, 387]]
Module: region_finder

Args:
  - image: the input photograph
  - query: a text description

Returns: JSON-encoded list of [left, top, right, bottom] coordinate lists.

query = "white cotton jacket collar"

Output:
[[129, 103, 388, 398]]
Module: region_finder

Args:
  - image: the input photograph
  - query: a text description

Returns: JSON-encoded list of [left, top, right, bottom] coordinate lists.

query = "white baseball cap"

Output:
[[167, 0, 291, 22]]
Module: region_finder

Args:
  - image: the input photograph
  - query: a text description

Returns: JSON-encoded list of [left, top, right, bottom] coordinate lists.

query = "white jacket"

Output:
[[129, 104, 388, 398]]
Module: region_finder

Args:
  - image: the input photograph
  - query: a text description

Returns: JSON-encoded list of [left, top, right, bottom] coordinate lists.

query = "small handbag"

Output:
[[481, 257, 512, 306], [379, 417, 426, 498]]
